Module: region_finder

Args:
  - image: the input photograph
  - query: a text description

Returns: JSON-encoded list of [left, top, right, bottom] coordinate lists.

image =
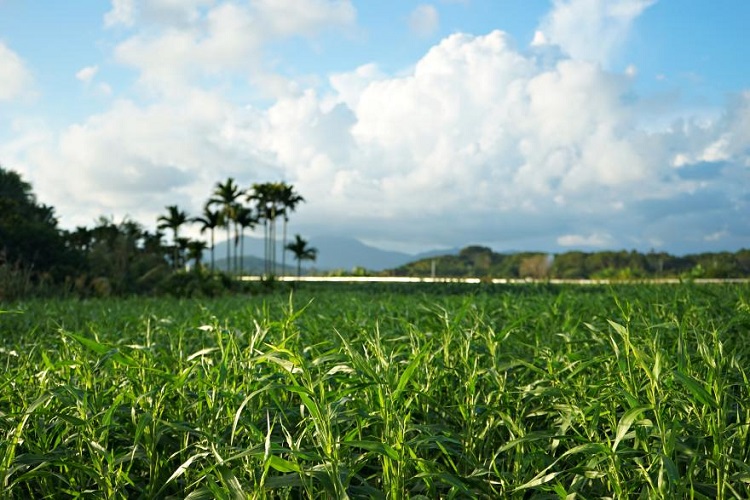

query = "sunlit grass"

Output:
[[1, 284, 749, 498]]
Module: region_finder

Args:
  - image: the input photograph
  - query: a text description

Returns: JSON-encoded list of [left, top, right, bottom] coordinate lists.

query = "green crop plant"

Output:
[[0, 284, 748, 498]]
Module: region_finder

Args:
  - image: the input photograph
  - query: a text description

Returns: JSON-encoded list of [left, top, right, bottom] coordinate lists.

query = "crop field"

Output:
[[1, 283, 749, 498]]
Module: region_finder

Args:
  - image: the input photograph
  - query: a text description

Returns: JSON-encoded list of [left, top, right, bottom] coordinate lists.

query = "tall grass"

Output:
[[1, 284, 748, 497]]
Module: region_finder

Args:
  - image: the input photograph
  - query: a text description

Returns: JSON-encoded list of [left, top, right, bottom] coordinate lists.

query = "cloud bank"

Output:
[[4, 0, 749, 254]]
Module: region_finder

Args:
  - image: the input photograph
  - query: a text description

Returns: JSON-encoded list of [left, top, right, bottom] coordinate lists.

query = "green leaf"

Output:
[[67, 333, 139, 367], [673, 370, 718, 409], [184, 488, 219, 500], [217, 465, 246, 500], [613, 405, 651, 452], [266, 455, 301, 473], [660, 453, 679, 484], [156, 452, 210, 497], [393, 350, 426, 400], [514, 471, 562, 491], [342, 439, 399, 461], [607, 320, 628, 337], [264, 473, 305, 489], [187, 347, 218, 361], [497, 432, 559, 453]]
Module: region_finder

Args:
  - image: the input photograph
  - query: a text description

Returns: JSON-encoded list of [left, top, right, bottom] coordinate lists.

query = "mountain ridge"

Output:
[[211, 235, 457, 272]]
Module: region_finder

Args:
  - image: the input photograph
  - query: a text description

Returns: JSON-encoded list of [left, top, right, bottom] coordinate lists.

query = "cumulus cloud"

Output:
[[409, 4, 440, 38], [261, 30, 745, 252], [536, 0, 657, 65], [0, 42, 32, 100], [18, 91, 270, 230], [9, 0, 749, 254], [110, 0, 355, 94]]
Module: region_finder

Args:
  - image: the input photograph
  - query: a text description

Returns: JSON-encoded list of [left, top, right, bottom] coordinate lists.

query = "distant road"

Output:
[[240, 276, 750, 284]]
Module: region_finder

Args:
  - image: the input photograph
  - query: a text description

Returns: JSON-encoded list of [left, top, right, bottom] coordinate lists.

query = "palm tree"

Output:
[[248, 182, 288, 277], [192, 206, 223, 272], [157, 205, 189, 269], [208, 178, 244, 274], [186, 239, 208, 271], [278, 183, 304, 277], [247, 183, 272, 276], [175, 237, 191, 270], [234, 206, 257, 277], [285, 234, 317, 279], [142, 230, 165, 256]]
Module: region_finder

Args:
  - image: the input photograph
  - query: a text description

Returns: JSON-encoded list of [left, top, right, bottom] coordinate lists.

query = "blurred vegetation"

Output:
[[392, 245, 750, 280], [0, 166, 304, 300]]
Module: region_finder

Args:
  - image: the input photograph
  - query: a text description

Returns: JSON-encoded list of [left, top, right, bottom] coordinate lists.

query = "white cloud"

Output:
[[105, 0, 217, 28], [557, 233, 614, 247], [140, 0, 215, 26], [0, 42, 32, 100], [75, 65, 99, 84], [112, 0, 356, 95], [536, 0, 656, 65], [329, 63, 385, 109], [13, 91, 260, 229], [704, 230, 728, 242], [252, 0, 355, 38], [104, 0, 136, 27], [531, 30, 548, 46], [409, 4, 440, 38]]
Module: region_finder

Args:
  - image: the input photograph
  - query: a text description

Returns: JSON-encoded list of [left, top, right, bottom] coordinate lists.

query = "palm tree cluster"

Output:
[[2, 165, 317, 298], [156, 178, 309, 277]]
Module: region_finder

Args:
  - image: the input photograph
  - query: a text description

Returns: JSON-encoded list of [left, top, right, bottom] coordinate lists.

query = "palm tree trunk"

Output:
[[225, 225, 230, 273], [240, 228, 244, 277], [210, 228, 215, 272], [282, 217, 288, 277], [233, 221, 239, 275], [172, 229, 179, 270], [263, 219, 271, 276], [271, 216, 276, 276]]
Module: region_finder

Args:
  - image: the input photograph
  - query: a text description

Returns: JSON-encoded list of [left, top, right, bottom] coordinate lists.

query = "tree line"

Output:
[[393, 245, 750, 280], [0, 166, 317, 300]]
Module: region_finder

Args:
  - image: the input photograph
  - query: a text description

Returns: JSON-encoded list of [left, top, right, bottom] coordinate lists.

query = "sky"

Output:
[[0, 0, 749, 255]]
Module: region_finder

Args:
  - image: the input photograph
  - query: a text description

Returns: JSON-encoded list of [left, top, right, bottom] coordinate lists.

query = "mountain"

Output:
[[412, 247, 461, 261], [212, 235, 458, 272], [212, 255, 294, 275], [308, 235, 411, 271]]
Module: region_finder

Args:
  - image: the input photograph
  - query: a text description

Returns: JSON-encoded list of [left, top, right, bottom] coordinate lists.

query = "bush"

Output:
[[156, 270, 240, 298], [0, 261, 34, 302]]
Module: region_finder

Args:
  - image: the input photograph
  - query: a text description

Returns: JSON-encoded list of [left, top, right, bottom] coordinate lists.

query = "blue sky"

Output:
[[0, 0, 748, 254]]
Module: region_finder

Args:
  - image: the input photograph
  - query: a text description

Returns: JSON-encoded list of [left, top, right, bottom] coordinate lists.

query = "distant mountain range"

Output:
[[212, 235, 457, 272]]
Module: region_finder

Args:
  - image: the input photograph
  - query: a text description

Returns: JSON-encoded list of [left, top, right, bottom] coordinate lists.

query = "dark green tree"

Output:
[[248, 182, 293, 277], [186, 240, 208, 270], [192, 206, 223, 272], [209, 178, 244, 273], [157, 205, 189, 269], [285, 234, 317, 279], [0, 166, 80, 288], [234, 206, 257, 276], [278, 183, 304, 277]]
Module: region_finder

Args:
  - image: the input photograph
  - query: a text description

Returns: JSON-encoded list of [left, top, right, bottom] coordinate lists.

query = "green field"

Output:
[[1, 284, 749, 498]]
